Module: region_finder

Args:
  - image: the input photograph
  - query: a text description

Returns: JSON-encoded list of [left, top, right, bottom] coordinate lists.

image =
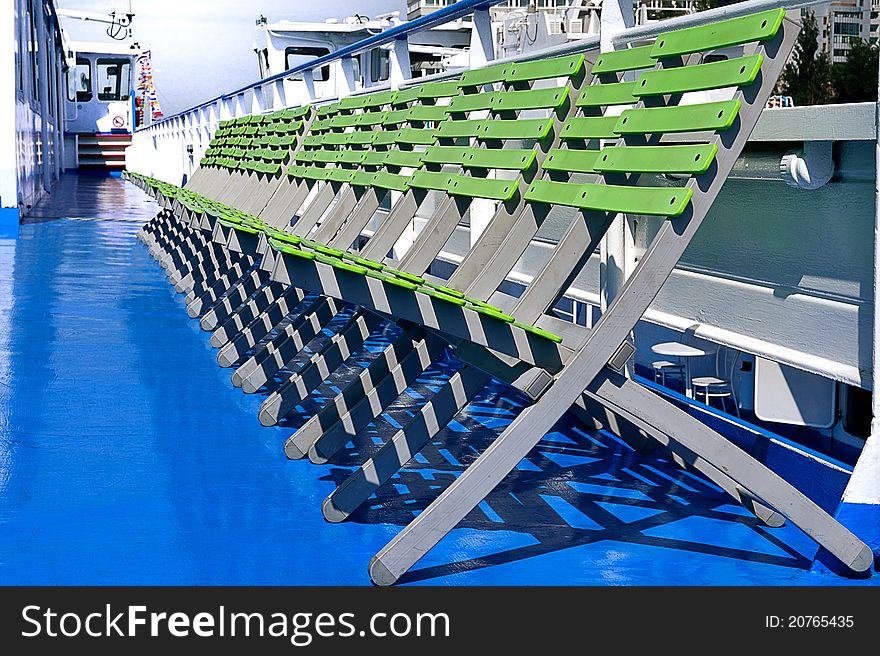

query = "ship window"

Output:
[[285, 47, 330, 82], [68, 58, 92, 102], [370, 49, 390, 83], [96, 58, 131, 101]]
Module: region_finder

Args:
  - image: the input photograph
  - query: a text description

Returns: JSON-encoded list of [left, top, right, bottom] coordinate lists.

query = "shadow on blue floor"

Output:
[[0, 213, 876, 586]]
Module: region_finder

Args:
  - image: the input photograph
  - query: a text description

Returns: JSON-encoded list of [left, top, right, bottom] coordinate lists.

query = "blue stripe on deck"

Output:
[[0, 176, 876, 585]]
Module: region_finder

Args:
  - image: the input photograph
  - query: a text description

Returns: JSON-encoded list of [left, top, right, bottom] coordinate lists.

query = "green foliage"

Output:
[[692, 0, 718, 11], [832, 38, 879, 103], [781, 11, 833, 105]]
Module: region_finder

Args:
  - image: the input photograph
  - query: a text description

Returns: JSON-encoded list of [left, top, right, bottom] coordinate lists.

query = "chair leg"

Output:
[[306, 332, 449, 463], [215, 289, 310, 367], [323, 365, 492, 522], [284, 327, 431, 459], [258, 311, 385, 425], [368, 367, 873, 585]]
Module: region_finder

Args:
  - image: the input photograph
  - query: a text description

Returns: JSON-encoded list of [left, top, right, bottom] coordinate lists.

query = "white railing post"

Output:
[[389, 38, 412, 89], [469, 8, 495, 68], [303, 69, 317, 103], [339, 56, 358, 97], [272, 78, 287, 110], [599, 0, 635, 315]]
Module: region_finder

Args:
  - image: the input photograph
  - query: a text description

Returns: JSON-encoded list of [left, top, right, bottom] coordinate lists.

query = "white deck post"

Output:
[[599, 0, 634, 313], [469, 8, 495, 68], [389, 38, 412, 90]]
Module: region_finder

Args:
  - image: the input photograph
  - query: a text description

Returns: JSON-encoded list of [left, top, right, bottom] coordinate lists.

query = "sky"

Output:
[[57, 0, 408, 115]]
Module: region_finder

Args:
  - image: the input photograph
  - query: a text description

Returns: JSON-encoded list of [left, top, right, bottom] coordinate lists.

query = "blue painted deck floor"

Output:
[[0, 175, 875, 585]]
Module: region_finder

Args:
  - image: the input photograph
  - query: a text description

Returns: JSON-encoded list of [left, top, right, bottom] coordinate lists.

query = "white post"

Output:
[[338, 57, 358, 98], [272, 78, 287, 110], [303, 69, 316, 102], [599, 0, 635, 314], [389, 38, 412, 89], [469, 8, 495, 67]]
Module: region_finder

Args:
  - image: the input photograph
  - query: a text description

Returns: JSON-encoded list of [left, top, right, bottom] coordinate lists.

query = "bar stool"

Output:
[[652, 360, 686, 388], [691, 376, 733, 413]]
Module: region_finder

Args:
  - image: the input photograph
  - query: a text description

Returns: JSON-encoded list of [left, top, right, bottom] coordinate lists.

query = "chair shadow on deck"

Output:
[[291, 366, 814, 584]]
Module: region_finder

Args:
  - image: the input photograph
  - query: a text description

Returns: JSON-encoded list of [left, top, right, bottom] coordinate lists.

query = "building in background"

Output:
[[815, 0, 872, 63]]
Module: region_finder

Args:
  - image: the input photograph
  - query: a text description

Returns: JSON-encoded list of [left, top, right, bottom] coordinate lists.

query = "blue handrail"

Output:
[[141, 0, 505, 130]]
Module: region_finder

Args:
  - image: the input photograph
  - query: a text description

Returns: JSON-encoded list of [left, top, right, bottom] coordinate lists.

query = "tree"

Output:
[[781, 11, 833, 105], [692, 0, 718, 12], [832, 38, 879, 103]]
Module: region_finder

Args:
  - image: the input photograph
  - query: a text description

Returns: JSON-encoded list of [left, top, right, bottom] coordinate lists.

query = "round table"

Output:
[[650, 342, 714, 397]]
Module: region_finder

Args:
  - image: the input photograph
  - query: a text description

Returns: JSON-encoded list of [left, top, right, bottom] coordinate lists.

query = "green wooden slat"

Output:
[[393, 127, 437, 145], [419, 287, 467, 307], [311, 150, 339, 163], [421, 145, 535, 170], [335, 150, 366, 165], [543, 148, 601, 174], [337, 95, 369, 110], [594, 143, 718, 174], [346, 131, 377, 145], [465, 147, 536, 171], [362, 90, 399, 108], [373, 130, 402, 146], [340, 252, 385, 271], [329, 114, 360, 128], [416, 80, 462, 98], [436, 119, 484, 139], [458, 63, 511, 87], [615, 99, 741, 134], [591, 45, 657, 74], [321, 132, 350, 145], [382, 150, 425, 168], [349, 171, 376, 187], [492, 87, 569, 112], [360, 151, 388, 167], [525, 179, 692, 216], [651, 8, 785, 59], [479, 118, 554, 140], [407, 170, 454, 192], [310, 118, 333, 132], [636, 54, 763, 96], [371, 171, 410, 192], [315, 102, 341, 117], [577, 81, 639, 107], [406, 105, 451, 122], [448, 175, 518, 202], [391, 86, 423, 106], [506, 54, 585, 83], [355, 111, 389, 127], [513, 321, 563, 343], [421, 145, 472, 165], [326, 168, 356, 183], [299, 166, 332, 181], [281, 106, 310, 120], [383, 109, 411, 125], [448, 92, 499, 113], [560, 116, 619, 140]]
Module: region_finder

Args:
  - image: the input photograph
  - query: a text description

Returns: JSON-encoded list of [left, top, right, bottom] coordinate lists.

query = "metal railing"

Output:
[[127, 0, 827, 186]]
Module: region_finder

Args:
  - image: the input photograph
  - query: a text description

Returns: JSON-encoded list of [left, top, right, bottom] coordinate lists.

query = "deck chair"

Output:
[[254, 10, 872, 583], [127, 8, 873, 584]]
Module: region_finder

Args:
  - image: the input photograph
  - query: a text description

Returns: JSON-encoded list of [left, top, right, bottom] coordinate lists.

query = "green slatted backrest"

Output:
[[524, 8, 787, 218]]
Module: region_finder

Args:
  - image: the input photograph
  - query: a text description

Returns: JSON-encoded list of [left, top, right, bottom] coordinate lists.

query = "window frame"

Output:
[[95, 57, 132, 102]]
